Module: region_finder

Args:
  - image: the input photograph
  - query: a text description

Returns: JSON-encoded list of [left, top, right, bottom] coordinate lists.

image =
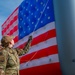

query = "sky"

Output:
[[0, 0, 23, 40]]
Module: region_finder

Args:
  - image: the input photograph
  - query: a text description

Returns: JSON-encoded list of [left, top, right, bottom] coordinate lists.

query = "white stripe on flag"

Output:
[[2, 8, 18, 29], [4, 20, 18, 35], [27, 37, 57, 54], [20, 54, 59, 70], [12, 30, 19, 36], [20, 37, 57, 58], [14, 22, 55, 48]]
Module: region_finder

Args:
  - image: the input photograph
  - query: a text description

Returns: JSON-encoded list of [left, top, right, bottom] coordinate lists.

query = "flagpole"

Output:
[[53, 0, 75, 75]]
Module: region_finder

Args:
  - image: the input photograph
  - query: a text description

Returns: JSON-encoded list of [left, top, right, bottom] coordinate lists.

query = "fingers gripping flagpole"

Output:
[[24, 0, 50, 66]]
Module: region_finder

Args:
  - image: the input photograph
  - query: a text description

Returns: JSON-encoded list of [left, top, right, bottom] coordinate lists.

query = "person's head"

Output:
[[1, 35, 14, 48]]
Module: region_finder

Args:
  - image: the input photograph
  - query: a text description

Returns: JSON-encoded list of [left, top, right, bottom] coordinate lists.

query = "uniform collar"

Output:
[[5, 47, 14, 54]]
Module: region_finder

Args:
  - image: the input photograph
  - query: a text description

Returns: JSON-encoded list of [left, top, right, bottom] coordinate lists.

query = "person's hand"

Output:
[[28, 36, 32, 42]]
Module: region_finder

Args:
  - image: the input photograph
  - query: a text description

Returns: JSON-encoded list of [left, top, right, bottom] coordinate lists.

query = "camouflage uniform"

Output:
[[0, 35, 32, 75]]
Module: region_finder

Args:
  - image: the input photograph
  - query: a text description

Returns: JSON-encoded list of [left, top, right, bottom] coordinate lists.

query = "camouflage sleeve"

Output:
[[15, 36, 32, 56], [0, 49, 8, 75]]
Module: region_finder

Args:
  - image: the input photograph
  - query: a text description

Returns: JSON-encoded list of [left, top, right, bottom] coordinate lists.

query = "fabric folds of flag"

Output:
[[2, 0, 62, 75]]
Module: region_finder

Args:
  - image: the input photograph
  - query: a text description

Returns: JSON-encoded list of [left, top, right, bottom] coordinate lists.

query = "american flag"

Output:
[[2, 0, 62, 75]]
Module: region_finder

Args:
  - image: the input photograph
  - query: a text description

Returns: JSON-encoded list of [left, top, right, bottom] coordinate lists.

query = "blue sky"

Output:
[[0, 0, 23, 40]]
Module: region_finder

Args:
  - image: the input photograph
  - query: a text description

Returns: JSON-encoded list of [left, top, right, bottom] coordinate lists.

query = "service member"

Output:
[[0, 35, 32, 75]]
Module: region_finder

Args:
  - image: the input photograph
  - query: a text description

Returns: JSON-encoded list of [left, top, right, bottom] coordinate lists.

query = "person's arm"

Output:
[[0, 48, 8, 75], [15, 36, 32, 56]]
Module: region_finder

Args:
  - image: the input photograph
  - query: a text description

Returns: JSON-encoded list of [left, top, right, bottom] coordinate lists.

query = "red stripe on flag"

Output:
[[2, 8, 18, 35], [18, 29, 56, 49], [14, 36, 19, 43], [2, 7, 18, 27], [20, 62, 62, 75], [2, 28, 6, 35], [13, 16, 18, 21], [20, 45, 58, 64], [31, 29, 56, 46], [7, 25, 18, 35]]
